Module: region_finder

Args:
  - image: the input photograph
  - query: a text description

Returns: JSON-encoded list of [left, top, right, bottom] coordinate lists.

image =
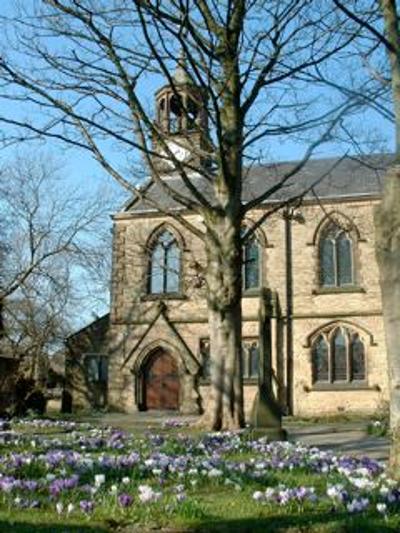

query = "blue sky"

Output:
[[0, 1, 394, 330]]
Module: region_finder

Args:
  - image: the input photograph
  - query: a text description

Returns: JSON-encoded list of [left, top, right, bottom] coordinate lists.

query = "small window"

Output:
[[201, 338, 260, 381], [243, 234, 260, 290], [242, 339, 260, 379], [248, 342, 259, 379], [199, 338, 210, 379], [85, 355, 108, 383], [319, 222, 354, 287], [311, 327, 366, 385], [148, 230, 181, 295]]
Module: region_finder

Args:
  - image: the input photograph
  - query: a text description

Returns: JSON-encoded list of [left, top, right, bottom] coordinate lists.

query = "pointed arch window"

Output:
[[200, 338, 260, 383], [319, 222, 354, 287], [311, 326, 366, 385], [312, 335, 329, 382], [242, 339, 260, 379], [199, 338, 211, 379], [148, 230, 181, 295], [243, 233, 260, 290], [248, 342, 260, 379]]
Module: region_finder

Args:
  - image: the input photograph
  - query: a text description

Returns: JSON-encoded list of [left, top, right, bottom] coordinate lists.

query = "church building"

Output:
[[65, 65, 391, 419]]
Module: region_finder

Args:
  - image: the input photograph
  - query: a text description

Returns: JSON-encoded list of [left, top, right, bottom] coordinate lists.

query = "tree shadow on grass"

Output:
[[191, 511, 398, 532], [0, 521, 108, 533]]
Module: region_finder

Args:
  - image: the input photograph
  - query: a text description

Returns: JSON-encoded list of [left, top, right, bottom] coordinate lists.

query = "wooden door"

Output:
[[145, 349, 179, 410]]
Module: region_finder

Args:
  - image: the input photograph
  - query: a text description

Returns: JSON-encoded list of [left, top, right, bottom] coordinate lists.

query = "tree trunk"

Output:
[[375, 165, 400, 477], [197, 215, 245, 430]]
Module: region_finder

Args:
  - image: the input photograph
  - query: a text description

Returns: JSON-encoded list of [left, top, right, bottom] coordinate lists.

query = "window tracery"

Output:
[[311, 326, 366, 384]]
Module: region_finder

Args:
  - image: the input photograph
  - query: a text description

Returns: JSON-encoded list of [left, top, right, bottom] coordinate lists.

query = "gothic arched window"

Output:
[[311, 326, 366, 385], [148, 230, 181, 294], [319, 222, 354, 287], [248, 342, 260, 379], [199, 338, 211, 380], [243, 234, 260, 290], [241, 339, 260, 379], [312, 335, 329, 382]]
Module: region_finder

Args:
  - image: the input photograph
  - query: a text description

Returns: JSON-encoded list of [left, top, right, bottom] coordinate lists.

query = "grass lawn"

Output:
[[0, 416, 398, 532]]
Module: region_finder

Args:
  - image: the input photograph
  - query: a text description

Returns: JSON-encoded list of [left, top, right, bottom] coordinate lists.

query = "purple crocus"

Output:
[[79, 500, 95, 514], [118, 493, 133, 508]]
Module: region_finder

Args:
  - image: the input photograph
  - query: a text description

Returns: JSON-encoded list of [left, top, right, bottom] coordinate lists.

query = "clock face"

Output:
[[166, 140, 189, 162]]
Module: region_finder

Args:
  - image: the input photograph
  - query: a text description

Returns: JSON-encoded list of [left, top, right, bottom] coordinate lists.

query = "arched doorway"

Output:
[[144, 349, 179, 410]]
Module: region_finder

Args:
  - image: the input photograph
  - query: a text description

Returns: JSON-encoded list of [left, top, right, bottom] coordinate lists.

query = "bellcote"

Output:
[[152, 57, 211, 174]]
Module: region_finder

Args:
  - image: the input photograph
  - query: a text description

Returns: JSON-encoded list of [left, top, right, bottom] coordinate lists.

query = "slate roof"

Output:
[[125, 154, 393, 214], [66, 314, 109, 350]]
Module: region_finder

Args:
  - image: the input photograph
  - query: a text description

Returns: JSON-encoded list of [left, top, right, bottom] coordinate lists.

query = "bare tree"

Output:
[[0, 152, 113, 412], [331, 0, 400, 477], [0, 1, 368, 429]]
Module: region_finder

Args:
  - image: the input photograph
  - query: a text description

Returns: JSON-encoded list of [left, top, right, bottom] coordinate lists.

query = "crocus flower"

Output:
[[94, 474, 105, 487], [253, 491, 265, 502], [118, 493, 133, 508], [79, 500, 95, 514], [138, 485, 162, 504], [377, 502, 387, 514]]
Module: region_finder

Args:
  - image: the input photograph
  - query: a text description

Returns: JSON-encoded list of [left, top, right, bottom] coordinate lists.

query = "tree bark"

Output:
[[375, 165, 400, 477], [380, 0, 400, 158], [197, 215, 244, 430], [375, 0, 400, 478]]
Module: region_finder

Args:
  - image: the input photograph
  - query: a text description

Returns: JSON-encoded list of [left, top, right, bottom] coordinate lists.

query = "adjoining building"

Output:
[[65, 67, 391, 418]]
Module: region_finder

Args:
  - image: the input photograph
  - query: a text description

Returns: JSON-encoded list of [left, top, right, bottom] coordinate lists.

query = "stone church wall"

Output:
[[70, 194, 388, 419]]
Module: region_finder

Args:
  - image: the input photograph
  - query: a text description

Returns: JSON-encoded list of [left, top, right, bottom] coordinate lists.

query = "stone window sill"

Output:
[[312, 286, 365, 295], [307, 381, 378, 392], [242, 289, 261, 298], [200, 378, 259, 385], [141, 293, 186, 301], [244, 378, 259, 384]]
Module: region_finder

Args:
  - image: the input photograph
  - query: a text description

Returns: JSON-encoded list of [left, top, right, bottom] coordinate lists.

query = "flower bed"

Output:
[[0, 418, 399, 530]]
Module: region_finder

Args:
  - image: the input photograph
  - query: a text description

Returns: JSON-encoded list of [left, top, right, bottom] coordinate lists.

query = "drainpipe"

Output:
[[284, 209, 294, 415]]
